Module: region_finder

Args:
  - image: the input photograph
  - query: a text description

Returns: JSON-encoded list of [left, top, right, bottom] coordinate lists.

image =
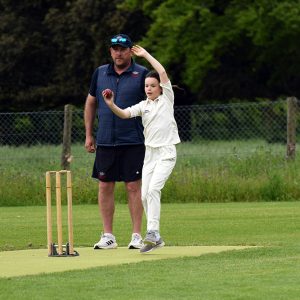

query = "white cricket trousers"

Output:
[[141, 144, 177, 232]]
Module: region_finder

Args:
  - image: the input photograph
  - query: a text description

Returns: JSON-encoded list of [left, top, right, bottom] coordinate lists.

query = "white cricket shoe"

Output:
[[94, 233, 118, 249], [128, 233, 143, 249]]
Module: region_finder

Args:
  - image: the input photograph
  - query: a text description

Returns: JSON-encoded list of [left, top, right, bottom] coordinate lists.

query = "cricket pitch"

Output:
[[0, 246, 255, 278]]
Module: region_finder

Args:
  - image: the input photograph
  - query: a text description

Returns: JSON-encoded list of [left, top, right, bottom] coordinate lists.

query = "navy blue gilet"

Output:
[[89, 62, 148, 146]]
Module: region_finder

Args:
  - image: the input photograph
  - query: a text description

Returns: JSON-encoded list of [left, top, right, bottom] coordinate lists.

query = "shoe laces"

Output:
[[146, 231, 156, 239], [101, 233, 115, 241]]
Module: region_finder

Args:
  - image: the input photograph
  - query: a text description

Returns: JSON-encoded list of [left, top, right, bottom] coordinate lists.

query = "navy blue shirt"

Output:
[[89, 61, 148, 146]]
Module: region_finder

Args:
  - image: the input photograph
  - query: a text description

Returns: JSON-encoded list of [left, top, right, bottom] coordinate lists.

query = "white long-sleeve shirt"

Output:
[[127, 80, 180, 147]]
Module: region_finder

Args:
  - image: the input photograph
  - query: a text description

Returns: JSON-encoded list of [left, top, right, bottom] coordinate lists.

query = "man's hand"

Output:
[[85, 135, 96, 153]]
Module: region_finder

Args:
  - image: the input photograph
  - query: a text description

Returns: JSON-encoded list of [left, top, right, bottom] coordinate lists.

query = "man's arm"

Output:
[[84, 94, 97, 153], [131, 45, 169, 84]]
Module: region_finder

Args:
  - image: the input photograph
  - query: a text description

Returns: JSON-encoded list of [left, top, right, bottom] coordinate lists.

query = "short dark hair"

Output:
[[146, 70, 160, 82]]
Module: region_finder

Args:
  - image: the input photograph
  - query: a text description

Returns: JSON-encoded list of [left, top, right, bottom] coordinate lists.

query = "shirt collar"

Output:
[[146, 94, 161, 103], [107, 59, 135, 75]]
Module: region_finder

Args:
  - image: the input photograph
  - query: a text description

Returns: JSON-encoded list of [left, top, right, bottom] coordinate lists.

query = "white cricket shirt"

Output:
[[127, 80, 181, 147]]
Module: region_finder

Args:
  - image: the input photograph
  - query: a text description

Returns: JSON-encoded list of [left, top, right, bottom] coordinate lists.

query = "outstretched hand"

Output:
[[132, 43, 169, 84], [131, 45, 148, 58]]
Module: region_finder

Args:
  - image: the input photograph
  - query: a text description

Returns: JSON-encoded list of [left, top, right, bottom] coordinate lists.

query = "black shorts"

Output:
[[92, 144, 145, 182]]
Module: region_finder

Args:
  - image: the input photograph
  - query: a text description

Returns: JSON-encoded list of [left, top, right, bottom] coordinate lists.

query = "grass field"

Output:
[[1, 202, 300, 299], [1, 140, 300, 206], [1, 140, 300, 298]]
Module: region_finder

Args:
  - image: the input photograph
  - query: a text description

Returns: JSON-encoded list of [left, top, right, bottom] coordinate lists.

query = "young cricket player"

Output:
[[102, 45, 180, 253]]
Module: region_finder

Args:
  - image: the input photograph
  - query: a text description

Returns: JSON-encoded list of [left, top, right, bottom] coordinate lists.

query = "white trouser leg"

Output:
[[141, 147, 155, 216], [142, 145, 176, 232]]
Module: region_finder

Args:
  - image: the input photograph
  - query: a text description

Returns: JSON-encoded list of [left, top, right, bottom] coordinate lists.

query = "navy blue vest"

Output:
[[91, 62, 148, 146]]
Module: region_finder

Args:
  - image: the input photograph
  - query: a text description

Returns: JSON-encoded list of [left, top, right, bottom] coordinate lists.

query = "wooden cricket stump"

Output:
[[45, 170, 79, 257]]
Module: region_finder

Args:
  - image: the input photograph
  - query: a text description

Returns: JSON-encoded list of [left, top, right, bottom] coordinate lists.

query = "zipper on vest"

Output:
[[112, 77, 120, 145]]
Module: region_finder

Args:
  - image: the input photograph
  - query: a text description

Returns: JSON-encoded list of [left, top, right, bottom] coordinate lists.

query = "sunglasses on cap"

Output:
[[111, 37, 127, 43]]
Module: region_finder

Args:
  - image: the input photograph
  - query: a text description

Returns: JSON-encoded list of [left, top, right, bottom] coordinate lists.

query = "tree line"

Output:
[[0, 0, 299, 112]]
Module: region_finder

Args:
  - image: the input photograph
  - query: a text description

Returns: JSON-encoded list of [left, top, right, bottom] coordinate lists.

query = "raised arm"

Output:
[[102, 89, 131, 119], [131, 45, 169, 84]]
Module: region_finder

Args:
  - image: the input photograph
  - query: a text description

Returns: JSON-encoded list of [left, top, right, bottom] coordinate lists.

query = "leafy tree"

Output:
[[2, 0, 299, 110], [0, 0, 148, 111], [121, 0, 300, 103], [0, 0, 60, 111]]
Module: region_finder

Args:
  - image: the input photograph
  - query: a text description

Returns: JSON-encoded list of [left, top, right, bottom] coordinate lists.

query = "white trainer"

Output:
[[128, 233, 143, 249], [94, 233, 118, 249]]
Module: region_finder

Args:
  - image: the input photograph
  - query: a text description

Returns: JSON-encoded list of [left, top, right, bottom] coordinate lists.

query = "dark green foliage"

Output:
[[123, 0, 300, 103], [0, 0, 147, 111], [1, 0, 300, 111]]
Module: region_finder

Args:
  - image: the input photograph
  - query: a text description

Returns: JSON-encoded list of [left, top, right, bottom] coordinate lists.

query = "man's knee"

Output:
[[99, 181, 115, 194], [125, 181, 141, 193]]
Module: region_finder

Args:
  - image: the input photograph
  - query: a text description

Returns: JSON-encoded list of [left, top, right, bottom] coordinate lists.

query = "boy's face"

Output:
[[110, 46, 132, 69], [145, 77, 162, 100]]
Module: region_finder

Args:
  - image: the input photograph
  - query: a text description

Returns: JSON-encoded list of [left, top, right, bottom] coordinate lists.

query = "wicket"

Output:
[[45, 170, 79, 257]]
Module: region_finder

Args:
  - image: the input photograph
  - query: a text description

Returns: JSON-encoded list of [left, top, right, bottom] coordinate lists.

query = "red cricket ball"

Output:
[[103, 89, 112, 98]]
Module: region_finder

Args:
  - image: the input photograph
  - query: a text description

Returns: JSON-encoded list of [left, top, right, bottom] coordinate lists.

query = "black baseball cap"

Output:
[[110, 34, 133, 48]]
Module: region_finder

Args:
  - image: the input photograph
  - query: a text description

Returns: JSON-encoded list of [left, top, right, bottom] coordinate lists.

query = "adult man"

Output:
[[84, 34, 148, 249]]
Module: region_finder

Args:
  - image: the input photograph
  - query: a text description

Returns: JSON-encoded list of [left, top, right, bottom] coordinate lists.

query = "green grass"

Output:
[[1, 202, 299, 251], [1, 140, 299, 205], [1, 140, 299, 298], [1, 202, 300, 299]]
